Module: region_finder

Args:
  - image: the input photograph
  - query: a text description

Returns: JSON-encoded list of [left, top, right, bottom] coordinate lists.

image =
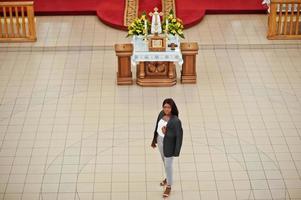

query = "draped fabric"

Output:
[[124, 0, 139, 26]]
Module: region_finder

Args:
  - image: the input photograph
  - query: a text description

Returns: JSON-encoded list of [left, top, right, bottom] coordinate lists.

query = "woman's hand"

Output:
[[151, 141, 156, 148], [162, 126, 167, 134]]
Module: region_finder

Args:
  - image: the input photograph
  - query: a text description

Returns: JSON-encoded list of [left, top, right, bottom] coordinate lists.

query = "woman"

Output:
[[151, 98, 183, 197]]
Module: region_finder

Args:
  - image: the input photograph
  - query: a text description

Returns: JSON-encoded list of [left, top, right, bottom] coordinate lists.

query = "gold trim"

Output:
[[124, 0, 139, 26], [162, 0, 176, 17]]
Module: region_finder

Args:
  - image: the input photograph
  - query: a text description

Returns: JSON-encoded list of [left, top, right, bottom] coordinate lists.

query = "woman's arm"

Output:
[[174, 119, 183, 156], [151, 110, 163, 147]]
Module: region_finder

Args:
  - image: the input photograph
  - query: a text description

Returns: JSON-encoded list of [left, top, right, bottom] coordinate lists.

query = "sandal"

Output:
[[163, 186, 171, 197], [160, 178, 167, 186]]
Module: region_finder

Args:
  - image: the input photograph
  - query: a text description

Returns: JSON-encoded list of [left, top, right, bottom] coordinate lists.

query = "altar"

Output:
[[132, 35, 183, 86], [114, 8, 199, 86], [114, 41, 198, 86]]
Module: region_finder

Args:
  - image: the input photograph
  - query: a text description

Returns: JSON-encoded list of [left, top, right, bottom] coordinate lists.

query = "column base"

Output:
[[117, 72, 133, 85], [181, 73, 197, 84]]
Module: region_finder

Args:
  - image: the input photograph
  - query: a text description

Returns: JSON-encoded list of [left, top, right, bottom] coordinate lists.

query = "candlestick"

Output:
[[144, 19, 147, 41], [166, 19, 169, 33]]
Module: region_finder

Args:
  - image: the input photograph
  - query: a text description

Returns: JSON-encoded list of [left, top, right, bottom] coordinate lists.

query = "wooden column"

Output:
[[114, 44, 133, 85], [138, 62, 145, 78], [267, 1, 278, 39], [180, 42, 199, 84]]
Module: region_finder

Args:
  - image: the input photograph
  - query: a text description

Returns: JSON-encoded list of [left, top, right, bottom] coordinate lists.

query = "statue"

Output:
[[149, 7, 163, 35]]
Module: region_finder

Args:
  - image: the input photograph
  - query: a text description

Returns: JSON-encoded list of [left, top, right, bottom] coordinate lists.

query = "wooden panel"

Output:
[[268, 0, 301, 39], [114, 44, 133, 85], [180, 42, 199, 84], [0, 1, 36, 42], [136, 61, 176, 87], [119, 57, 132, 77]]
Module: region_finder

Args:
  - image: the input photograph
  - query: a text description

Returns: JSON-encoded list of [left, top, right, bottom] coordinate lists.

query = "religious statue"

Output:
[[149, 7, 163, 35]]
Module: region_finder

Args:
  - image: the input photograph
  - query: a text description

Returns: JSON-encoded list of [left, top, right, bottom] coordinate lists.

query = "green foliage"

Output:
[[127, 9, 185, 39], [162, 10, 185, 39], [127, 13, 149, 37]]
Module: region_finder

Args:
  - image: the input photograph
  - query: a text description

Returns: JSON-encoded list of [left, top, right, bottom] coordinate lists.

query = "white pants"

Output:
[[157, 135, 174, 186]]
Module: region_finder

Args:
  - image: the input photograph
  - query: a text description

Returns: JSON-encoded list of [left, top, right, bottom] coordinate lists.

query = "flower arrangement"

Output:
[[162, 10, 185, 39], [127, 13, 150, 37]]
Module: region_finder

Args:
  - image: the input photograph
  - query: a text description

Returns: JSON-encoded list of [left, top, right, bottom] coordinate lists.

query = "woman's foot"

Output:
[[163, 185, 171, 197], [160, 178, 167, 186]]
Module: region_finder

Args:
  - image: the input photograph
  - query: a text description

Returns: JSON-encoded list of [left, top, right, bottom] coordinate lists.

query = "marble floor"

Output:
[[0, 15, 301, 200]]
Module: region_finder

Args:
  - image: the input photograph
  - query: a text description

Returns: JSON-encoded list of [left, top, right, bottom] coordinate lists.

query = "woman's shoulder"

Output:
[[158, 110, 164, 116], [156, 110, 164, 119], [170, 115, 181, 123]]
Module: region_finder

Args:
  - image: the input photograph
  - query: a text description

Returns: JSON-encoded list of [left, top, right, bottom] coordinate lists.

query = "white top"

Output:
[[157, 118, 168, 137]]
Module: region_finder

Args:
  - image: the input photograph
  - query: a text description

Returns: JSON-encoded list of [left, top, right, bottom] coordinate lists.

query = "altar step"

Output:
[[96, 0, 267, 29], [34, 0, 266, 30]]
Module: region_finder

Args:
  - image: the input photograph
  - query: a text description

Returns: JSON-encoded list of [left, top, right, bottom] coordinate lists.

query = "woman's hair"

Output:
[[162, 98, 179, 117]]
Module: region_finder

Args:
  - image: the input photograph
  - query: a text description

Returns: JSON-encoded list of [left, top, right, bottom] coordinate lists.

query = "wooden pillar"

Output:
[[168, 62, 175, 78], [180, 42, 199, 84], [114, 44, 133, 85], [27, 4, 37, 41], [138, 62, 145, 78], [267, 1, 278, 39]]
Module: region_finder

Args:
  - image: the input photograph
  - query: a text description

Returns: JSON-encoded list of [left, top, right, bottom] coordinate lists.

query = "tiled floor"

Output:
[[0, 15, 301, 200]]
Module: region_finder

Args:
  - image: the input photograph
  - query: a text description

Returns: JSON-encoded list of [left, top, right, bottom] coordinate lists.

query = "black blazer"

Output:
[[152, 111, 183, 157]]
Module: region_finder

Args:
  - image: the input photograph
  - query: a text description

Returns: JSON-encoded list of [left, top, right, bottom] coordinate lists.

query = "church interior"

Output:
[[0, 0, 301, 199]]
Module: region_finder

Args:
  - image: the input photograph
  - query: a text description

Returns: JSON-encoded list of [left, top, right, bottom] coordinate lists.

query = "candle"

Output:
[[144, 20, 147, 33], [166, 19, 168, 33]]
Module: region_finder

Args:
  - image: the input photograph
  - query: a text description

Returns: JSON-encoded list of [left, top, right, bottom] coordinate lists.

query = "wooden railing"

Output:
[[0, 1, 36, 42], [268, 0, 301, 39]]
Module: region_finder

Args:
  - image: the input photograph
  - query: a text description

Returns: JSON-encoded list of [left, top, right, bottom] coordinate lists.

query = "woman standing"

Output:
[[151, 98, 183, 197]]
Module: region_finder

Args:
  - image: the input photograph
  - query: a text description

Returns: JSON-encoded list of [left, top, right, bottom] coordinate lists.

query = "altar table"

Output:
[[114, 39, 199, 86]]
